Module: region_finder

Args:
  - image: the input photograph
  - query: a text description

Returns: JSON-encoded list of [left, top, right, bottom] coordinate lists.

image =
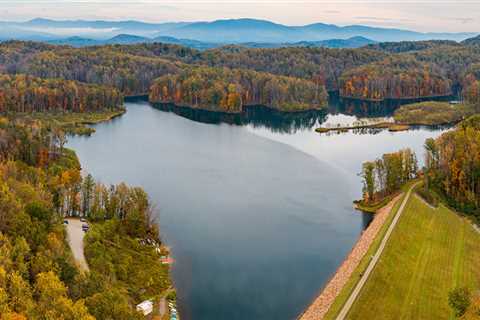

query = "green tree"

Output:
[[7, 272, 34, 316], [34, 271, 94, 320], [81, 174, 95, 218], [361, 161, 376, 202], [449, 287, 472, 318]]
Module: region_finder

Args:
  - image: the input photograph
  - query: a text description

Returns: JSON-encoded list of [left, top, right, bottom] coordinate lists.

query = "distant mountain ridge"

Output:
[[0, 18, 477, 43], [161, 18, 476, 43], [45, 34, 377, 50], [462, 35, 480, 46]]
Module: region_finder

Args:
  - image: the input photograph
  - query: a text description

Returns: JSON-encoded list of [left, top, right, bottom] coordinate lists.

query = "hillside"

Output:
[[463, 35, 480, 46], [344, 195, 480, 319], [0, 18, 476, 43]]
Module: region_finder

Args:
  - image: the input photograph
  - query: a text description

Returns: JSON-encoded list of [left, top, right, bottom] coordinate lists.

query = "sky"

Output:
[[0, 0, 479, 32]]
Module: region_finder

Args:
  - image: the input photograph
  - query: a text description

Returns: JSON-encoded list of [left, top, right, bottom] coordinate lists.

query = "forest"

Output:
[[150, 66, 328, 112], [0, 41, 181, 96], [0, 74, 123, 113], [1, 40, 480, 109], [424, 115, 480, 220], [0, 113, 170, 318], [339, 57, 452, 101]]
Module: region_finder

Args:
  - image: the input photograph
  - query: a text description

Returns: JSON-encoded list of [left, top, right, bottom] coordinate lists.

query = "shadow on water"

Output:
[[327, 92, 456, 118], [151, 103, 328, 134], [145, 93, 457, 134]]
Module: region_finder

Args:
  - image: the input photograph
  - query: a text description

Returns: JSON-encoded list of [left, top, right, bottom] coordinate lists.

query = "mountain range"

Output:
[[45, 34, 377, 50], [0, 18, 477, 44]]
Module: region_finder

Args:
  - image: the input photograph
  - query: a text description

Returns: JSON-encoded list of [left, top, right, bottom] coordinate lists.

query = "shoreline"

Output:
[[315, 122, 410, 134], [298, 194, 402, 320], [151, 101, 326, 115], [338, 93, 454, 103]]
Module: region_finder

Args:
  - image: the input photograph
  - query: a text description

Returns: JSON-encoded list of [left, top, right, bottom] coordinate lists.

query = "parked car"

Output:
[[80, 217, 86, 222], [63, 220, 69, 225], [81, 223, 89, 232]]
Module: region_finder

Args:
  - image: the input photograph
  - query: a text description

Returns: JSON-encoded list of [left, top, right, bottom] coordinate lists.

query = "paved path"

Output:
[[159, 297, 167, 317], [299, 194, 402, 320], [65, 218, 90, 272], [335, 183, 418, 320]]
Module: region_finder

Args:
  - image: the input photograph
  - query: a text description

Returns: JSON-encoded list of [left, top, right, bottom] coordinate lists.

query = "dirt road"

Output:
[[65, 218, 90, 272]]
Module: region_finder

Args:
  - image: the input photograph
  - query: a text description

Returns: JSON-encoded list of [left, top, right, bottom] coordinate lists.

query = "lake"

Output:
[[67, 99, 447, 320]]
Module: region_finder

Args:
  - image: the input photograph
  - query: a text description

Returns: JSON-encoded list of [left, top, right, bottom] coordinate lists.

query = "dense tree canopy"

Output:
[[339, 57, 452, 101], [365, 40, 461, 54], [0, 41, 181, 96], [361, 148, 418, 203], [424, 116, 480, 219], [192, 46, 387, 92], [0, 115, 170, 318], [412, 46, 480, 89], [150, 66, 328, 112], [0, 74, 123, 113], [2, 40, 480, 107]]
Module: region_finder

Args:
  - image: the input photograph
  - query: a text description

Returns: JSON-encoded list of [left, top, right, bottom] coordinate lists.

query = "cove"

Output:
[[67, 100, 447, 320]]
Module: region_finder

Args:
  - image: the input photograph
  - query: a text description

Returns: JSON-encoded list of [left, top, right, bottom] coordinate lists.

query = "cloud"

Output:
[[324, 10, 340, 14], [448, 17, 474, 24], [355, 16, 412, 23]]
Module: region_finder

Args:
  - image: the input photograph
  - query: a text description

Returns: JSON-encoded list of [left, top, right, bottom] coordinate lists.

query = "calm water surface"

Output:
[[67, 100, 447, 320]]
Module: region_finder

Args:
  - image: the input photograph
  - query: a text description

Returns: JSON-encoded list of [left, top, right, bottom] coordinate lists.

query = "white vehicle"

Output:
[[136, 300, 153, 315]]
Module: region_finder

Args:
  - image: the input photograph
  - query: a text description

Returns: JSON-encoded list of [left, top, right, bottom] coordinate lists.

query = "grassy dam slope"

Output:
[[344, 194, 480, 319]]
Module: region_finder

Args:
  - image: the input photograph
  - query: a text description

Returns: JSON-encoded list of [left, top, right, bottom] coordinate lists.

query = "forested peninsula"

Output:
[[149, 66, 328, 112], [1, 38, 480, 114]]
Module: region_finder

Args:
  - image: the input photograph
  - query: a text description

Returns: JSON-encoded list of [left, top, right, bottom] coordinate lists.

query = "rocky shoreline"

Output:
[[298, 194, 402, 320]]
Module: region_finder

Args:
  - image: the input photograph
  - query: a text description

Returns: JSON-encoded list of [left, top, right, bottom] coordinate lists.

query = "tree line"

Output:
[[339, 57, 452, 101], [0, 74, 123, 113], [424, 115, 480, 220], [0, 41, 181, 97], [2, 40, 480, 110], [361, 148, 418, 203], [150, 66, 328, 112]]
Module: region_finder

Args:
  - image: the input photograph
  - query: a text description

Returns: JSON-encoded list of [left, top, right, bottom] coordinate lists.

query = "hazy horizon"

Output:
[[1, 1, 479, 33]]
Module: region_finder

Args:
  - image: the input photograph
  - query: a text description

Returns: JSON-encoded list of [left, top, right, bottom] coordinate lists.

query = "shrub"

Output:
[[449, 287, 471, 317]]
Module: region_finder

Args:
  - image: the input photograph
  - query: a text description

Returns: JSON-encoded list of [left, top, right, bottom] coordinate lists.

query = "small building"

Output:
[[136, 300, 153, 316]]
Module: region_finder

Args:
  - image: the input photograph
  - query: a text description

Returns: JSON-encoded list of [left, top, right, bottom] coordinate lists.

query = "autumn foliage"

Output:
[[339, 57, 452, 101], [150, 66, 328, 112], [424, 116, 480, 218], [0, 117, 168, 319], [0, 74, 123, 113], [361, 149, 418, 203]]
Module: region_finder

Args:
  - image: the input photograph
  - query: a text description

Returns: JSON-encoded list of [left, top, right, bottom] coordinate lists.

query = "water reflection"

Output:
[[151, 103, 328, 134], [328, 92, 455, 118], [362, 212, 375, 229], [149, 93, 456, 134]]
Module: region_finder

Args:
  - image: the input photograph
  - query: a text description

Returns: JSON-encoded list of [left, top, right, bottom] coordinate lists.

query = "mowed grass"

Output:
[[324, 182, 414, 320], [346, 195, 480, 320]]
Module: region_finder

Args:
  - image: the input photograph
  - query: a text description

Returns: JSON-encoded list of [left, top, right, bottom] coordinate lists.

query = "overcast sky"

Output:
[[0, 0, 479, 32]]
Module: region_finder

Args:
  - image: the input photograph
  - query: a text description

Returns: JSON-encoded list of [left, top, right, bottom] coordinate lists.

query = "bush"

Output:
[[449, 287, 471, 317], [416, 188, 439, 208]]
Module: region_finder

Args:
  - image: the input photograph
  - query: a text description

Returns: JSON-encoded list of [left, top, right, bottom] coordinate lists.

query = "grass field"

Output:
[[393, 101, 474, 126], [344, 194, 480, 319], [323, 183, 412, 320], [7, 109, 126, 135]]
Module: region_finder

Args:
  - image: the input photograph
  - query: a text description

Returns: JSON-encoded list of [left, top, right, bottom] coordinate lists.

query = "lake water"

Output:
[[67, 99, 447, 320]]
